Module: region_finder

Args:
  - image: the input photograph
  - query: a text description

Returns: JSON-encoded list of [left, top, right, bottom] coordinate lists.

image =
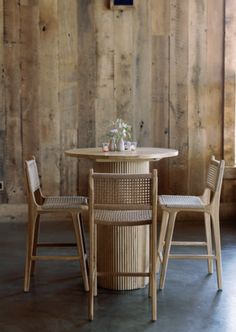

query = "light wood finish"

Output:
[[224, 0, 236, 165], [157, 156, 225, 290], [58, 0, 80, 195], [65, 147, 178, 162], [24, 157, 89, 293], [88, 170, 158, 321], [2, 1, 235, 218], [66, 146, 177, 290]]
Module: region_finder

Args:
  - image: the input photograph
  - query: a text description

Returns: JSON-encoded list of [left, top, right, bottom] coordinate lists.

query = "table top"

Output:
[[65, 147, 178, 162]]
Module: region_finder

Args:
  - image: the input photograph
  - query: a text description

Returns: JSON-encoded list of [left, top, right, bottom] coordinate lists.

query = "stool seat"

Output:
[[42, 196, 88, 210], [94, 209, 152, 224], [159, 195, 204, 209]]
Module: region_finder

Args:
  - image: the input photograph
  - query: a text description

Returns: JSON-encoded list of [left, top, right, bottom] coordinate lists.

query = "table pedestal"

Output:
[[94, 160, 150, 290]]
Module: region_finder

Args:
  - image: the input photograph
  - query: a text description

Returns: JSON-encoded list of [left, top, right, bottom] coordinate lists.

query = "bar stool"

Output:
[[24, 156, 89, 292], [88, 169, 158, 321], [157, 156, 225, 290]]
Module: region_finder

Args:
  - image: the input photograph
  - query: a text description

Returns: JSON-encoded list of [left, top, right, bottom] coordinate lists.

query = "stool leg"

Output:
[[72, 213, 89, 292], [80, 214, 89, 272], [149, 224, 152, 297], [204, 212, 213, 274], [24, 211, 38, 292], [211, 212, 223, 290], [94, 224, 98, 297], [157, 210, 169, 273], [159, 211, 177, 290], [151, 223, 157, 321], [31, 215, 40, 275], [88, 218, 95, 320]]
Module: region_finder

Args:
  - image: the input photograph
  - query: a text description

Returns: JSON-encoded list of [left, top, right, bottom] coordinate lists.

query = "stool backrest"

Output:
[[25, 158, 40, 193], [205, 156, 225, 207], [89, 170, 157, 211], [24, 156, 44, 208]]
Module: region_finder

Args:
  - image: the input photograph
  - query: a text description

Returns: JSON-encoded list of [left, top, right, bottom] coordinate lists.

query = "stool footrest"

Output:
[[171, 241, 207, 247], [31, 255, 81, 261], [169, 254, 215, 260], [37, 242, 77, 247]]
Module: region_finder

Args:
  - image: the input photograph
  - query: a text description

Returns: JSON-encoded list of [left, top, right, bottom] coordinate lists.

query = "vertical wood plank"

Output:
[[77, 0, 96, 195], [222, 0, 236, 204], [151, 0, 170, 194], [58, 0, 79, 195], [224, 0, 236, 165], [206, 0, 224, 159], [0, 0, 6, 202], [4, 0, 24, 203], [20, 1, 40, 162], [113, 5, 133, 126], [38, 0, 60, 195], [94, 0, 115, 146], [188, 0, 208, 195], [133, 0, 152, 146], [151, 0, 170, 36], [152, 36, 169, 149], [169, 0, 189, 194]]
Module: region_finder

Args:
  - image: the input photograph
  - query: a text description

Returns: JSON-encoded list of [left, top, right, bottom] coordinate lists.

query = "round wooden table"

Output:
[[65, 147, 178, 290]]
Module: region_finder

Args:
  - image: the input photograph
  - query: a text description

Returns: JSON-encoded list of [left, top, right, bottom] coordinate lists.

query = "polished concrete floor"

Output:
[[0, 218, 236, 332]]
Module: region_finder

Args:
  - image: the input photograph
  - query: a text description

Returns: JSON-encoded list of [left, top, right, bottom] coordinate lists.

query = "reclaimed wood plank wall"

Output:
[[223, 0, 236, 208], [0, 0, 234, 218]]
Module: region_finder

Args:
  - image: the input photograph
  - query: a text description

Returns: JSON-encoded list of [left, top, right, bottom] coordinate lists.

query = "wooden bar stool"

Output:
[[24, 156, 89, 292], [157, 156, 225, 290], [88, 169, 158, 321]]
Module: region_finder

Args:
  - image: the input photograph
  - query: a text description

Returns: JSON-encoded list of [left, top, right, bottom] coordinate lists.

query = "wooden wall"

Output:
[[0, 0, 235, 218]]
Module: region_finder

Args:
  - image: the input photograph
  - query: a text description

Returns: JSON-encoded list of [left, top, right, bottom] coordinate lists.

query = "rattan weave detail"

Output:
[[206, 163, 218, 191], [43, 196, 88, 209], [159, 195, 204, 209], [93, 175, 152, 206], [94, 209, 152, 223], [27, 159, 40, 192]]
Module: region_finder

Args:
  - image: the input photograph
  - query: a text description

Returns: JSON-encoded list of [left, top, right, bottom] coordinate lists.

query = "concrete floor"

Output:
[[0, 218, 236, 332]]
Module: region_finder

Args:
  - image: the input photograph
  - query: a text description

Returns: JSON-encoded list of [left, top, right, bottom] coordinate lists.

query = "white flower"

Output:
[[110, 119, 132, 141]]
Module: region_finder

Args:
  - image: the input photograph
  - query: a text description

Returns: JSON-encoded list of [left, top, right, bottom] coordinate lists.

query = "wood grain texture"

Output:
[[0, 0, 5, 202], [206, 0, 224, 161], [168, 0, 189, 194], [151, 0, 170, 36], [224, 0, 236, 165], [0, 0, 233, 217], [152, 36, 169, 149], [58, 0, 79, 195], [133, 0, 152, 146], [20, 1, 40, 162], [151, 0, 170, 194], [77, 0, 96, 196], [113, 2, 134, 141], [94, 0, 115, 145], [188, 0, 207, 195], [38, 0, 60, 195], [4, 0, 23, 203]]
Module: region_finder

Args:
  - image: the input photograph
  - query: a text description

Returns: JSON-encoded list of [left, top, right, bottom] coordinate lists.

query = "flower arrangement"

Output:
[[106, 118, 136, 152], [109, 118, 132, 142]]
